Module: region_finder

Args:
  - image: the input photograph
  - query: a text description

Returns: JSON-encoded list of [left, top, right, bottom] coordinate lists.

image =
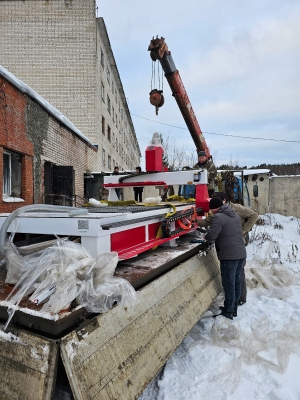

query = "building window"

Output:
[[112, 81, 114, 94], [107, 125, 111, 142], [3, 150, 22, 198], [116, 116, 118, 128], [112, 106, 114, 122], [101, 82, 105, 101], [101, 48, 104, 69], [108, 154, 111, 170], [107, 95, 111, 114], [116, 138, 118, 152], [3, 152, 11, 195], [102, 116, 105, 134], [112, 133, 115, 147], [102, 148, 105, 166], [106, 66, 110, 84]]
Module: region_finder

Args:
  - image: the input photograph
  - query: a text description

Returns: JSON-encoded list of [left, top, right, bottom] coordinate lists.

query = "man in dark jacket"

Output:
[[133, 166, 144, 202], [112, 166, 121, 200], [198, 192, 258, 305], [213, 192, 258, 305], [205, 197, 246, 320]]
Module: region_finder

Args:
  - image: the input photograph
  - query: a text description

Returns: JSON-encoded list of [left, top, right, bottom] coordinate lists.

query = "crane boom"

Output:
[[148, 36, 211, 158]]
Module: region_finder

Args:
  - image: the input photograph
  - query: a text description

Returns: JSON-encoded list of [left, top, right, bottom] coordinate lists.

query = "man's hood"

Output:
[[216, 203, 236, 217]]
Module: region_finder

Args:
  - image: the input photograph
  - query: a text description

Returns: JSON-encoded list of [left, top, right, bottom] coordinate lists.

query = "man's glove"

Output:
[[243, 231, 250, 246]]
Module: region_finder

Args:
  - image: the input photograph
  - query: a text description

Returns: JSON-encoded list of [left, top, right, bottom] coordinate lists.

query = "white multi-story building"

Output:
[[0, 0, 141, 172]]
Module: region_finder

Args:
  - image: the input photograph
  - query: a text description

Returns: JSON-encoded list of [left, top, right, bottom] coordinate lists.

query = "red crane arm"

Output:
[[148, 37, 211, 158]]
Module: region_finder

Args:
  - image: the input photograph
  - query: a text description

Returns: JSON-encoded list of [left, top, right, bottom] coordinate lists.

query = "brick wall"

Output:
[[42, 118, 95, 203], [0, 76, 34, 212], [0, 0, 97, 146], [0, 1, 141, 173], [0, 75, 96, 212]]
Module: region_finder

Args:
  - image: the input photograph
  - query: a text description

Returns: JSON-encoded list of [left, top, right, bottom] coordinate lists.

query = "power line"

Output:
[[131, 113, 300, 144]]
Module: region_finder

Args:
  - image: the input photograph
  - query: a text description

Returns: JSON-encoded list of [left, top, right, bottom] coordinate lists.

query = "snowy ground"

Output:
[[140, 214, 300, 400]]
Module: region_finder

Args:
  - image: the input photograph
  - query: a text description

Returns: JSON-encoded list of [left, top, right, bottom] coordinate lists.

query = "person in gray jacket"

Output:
[[204, 197, 246, 320], [198, 192, 258, 305], [214, 192, 258, 305]]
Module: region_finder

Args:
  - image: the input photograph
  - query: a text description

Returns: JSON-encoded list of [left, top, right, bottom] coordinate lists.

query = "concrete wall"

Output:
[[246, 173, 270, 214], [247, 174, 300, 218], [269, 176, 300, 218]]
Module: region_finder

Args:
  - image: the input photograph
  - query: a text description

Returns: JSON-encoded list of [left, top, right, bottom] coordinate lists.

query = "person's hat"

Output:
[[214, 192, 229, 202], [209, 197, 223, 210], [197, 151, 206, 157]]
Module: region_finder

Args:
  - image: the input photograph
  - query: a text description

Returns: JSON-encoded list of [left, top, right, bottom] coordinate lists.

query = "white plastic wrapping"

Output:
[[88, 198, 108, 207], [143, 196, 162, 204], [3, 239, 137, 322], [76, 252, 137, 313], [147, 132, 164, 150]]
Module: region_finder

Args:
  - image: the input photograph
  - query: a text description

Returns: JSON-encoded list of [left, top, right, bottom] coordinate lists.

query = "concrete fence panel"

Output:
[[269, 176, 300, 218]]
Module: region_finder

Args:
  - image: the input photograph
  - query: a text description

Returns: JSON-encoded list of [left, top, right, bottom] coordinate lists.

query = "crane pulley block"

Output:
[[149, 89, 164, 115]]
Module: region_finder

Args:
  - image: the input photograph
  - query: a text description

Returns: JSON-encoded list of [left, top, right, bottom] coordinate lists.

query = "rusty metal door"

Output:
[[53, 165, 74, 206]]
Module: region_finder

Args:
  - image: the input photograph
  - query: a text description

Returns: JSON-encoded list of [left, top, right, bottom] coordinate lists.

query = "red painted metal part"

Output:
[[103, 181, 166, 187], [110, 218, 198, 260], [111, 226, 146, 252], [145, 146, 164, 172], [165, 70, 211, 157], [117, 226, 198, 260], [195, 184, 210, 212]]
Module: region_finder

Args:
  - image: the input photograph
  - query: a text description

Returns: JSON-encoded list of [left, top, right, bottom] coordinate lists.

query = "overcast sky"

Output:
[[96, 0, 300, 168]]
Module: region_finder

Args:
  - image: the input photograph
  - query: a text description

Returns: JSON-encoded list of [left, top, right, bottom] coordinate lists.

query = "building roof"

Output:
[[240, 169, 271, 175], [0, 65, 93, 146], [218, 169, 271, 175]]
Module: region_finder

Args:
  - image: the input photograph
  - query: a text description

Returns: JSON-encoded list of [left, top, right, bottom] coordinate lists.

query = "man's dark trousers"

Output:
[[239, 259, 247, 303], [220, 259, 245, 314]]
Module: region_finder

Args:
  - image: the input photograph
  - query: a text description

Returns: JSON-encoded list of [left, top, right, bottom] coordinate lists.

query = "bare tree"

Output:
[[160, 132, 198, 170]]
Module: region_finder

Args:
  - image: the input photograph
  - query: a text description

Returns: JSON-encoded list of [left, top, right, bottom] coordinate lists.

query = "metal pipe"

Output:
[[0, 204, 88, 258]]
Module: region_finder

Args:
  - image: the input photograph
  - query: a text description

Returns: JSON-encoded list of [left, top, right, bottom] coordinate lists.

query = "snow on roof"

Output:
[[218, 169, 271, 176], [90, 170, 134, 175], [241, 169, 271, 175], [0, 65, 92, 146], [271, 174, 300, 178]]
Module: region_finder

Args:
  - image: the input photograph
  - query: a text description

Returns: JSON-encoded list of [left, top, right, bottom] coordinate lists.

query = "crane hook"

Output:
[[149, 89, 165, 115]]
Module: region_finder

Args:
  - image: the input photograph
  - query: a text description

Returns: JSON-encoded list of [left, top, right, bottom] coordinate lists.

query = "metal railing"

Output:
[[42, 194, 87, 207]]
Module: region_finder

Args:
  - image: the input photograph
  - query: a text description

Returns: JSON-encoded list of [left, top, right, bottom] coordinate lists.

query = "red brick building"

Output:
[[0, 66, 97, 213]]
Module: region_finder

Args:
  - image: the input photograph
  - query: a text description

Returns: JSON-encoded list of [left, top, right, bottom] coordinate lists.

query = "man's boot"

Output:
[[219, 308, 233, 320], [219, 306, 237, 318]]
